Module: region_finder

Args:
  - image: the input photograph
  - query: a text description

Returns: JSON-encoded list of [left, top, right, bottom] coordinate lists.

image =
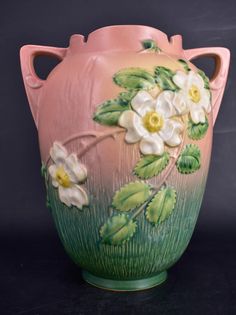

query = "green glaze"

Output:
[[45, 62, 212, 291], [48, 176, 207, 285], [134, 153, 170, 179], [154, 66, 179, 91], [146, 187, 176, 224], [176, 144, 201, 174], [178, 59, 191, 72], [100, 214, 137, 245], [93, 91, 135, 126], [82, 270, 167, 291], [112, 181, 151, 212], [113, 68, 156, 90], [187, 117, 209, 140], [141, 39, 161, 52]]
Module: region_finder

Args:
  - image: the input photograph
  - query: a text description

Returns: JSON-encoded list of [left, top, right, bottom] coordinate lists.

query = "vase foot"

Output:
[[82, 270, 167, 291]]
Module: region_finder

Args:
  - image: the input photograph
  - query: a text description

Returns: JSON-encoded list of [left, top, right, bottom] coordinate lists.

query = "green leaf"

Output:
[[154, 66, 179, 91], [100, 214, 137, 245], [41, 163, 47, 178], [113, 67, 156, 90], [112, 181, 151, 212], [118, 91, 137, 103], [146, 187, 176, 224], [141, 39, 161, 52], [198, 69, 210, 89], [93, 91, 136, 126], [176, 144, 201, 174], [178, 59, 191, 72], [187, 117, 209, 140], [134, 152, 170, 179]]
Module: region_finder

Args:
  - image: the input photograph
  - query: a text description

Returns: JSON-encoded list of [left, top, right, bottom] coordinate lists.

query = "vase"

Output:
[[20, 25, 230, 291]]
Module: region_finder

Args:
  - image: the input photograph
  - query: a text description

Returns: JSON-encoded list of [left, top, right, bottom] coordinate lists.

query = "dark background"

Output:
[[1, 0, 236, 314]]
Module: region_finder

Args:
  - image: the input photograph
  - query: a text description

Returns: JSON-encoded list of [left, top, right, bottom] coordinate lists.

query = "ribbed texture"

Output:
[[49, 126, 212, 280]]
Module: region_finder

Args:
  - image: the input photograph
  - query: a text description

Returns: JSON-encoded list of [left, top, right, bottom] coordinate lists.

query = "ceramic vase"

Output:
[[20, 25, 230, 291]]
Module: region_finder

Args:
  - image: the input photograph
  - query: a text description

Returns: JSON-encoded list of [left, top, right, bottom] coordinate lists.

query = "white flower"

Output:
[[173, 70, 211, 124], [118, 90, 184, 156], [48, 142, 89, 209]]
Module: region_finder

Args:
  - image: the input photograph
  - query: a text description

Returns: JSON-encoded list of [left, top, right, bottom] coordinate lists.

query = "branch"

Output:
[[77, 128, 124, 158], [45, 127, 125, 165]]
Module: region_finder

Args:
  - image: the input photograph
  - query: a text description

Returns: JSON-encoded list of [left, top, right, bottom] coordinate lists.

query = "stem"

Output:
[[77, 128, 124, 158], [45, 127, 125, 165], [130, 192, 156, 220], [63, 131, 99, 145]]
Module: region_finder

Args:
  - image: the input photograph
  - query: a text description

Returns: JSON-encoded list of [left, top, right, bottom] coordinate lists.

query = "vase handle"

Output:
[[184, 47, 230, 126], [20, 44, 67, 128]]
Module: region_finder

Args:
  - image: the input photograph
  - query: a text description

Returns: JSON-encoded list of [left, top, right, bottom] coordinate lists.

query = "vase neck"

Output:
[[69, 25, 184, 54]]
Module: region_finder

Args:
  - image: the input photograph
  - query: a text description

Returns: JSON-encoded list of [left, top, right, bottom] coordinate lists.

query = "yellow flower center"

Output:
[[143, 111, 164, 133], [189, 85, 201, 103], [55, 167, 71, 187]]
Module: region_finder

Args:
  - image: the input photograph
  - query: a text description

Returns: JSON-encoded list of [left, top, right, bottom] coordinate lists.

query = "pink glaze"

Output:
[[20, 25, 230, 164]]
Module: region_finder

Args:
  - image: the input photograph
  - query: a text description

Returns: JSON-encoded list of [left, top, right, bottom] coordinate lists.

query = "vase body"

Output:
[[20, 25, 230, 291]]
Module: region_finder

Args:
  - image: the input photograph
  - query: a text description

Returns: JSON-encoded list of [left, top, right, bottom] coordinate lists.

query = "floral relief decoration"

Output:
[[43, 142, 89, 210], [42, 39, 212, 246]]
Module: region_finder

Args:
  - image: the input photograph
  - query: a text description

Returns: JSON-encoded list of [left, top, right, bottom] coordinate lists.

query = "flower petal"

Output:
[[48, 164, 57, 179], [156, 91, 177, 118], [131, 91, 155, 116], [74, 164, 88, 183], [52, 179, 59, 188], [58, 186, 71, 207], [58, 185, 89, 209], [159, 119, 183, 147], [48, 164, 59, 187], [139, 134, 164, 156], [65, 153, 87, 183], [119, 110, 147, 143], [199, 89, 211, 113], [173, 92, 189, 115], [50, 142, 68, 164], [190, 71, 205, 89], [173, 71, 187, 88], [190, 105, 206, 124], [168, 133, 182, 147], [70, 185, 89, 209]]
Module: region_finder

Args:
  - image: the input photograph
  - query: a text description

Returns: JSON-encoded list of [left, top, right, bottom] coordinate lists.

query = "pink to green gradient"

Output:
[[19, 25, 230, 291]]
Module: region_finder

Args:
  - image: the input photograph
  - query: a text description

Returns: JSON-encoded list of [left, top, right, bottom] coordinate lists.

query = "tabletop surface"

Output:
[[2, 227, 236, 315]]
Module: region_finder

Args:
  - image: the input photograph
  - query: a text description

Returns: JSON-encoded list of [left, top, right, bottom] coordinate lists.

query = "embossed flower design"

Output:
[[48, 142, 89, 209], [173, 70, 211, 124], [90, 53, 212, 245], [118, 91, 184, 156]]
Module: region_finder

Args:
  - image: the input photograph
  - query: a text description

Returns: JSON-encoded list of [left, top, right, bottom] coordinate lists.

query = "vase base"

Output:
[[82, 270, 167, 291]]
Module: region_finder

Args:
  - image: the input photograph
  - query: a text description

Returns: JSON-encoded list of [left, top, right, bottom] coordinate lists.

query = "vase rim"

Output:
[[69, 24, 177, 53], [87, 24, 168, 40]]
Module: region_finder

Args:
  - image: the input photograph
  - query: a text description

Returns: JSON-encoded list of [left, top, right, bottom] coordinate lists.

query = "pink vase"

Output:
[[20, 25, 230, 291]]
